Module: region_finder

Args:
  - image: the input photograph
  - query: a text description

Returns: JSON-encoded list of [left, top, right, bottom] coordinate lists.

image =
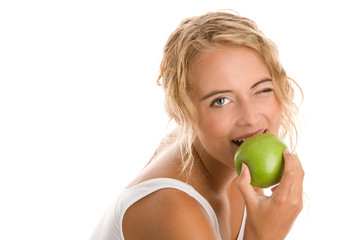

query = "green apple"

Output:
[[234, 133, 287, 188]]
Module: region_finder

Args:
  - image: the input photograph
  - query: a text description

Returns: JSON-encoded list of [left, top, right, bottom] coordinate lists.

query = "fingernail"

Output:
[[239, 163, 251, 185], [241, 163, 248, 174]]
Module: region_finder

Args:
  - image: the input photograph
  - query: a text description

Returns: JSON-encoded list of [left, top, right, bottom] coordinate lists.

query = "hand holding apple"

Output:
[[236, 144, 304, 239]]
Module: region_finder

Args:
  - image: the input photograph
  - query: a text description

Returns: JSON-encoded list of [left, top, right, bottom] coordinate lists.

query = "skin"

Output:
[[123, 46, 304, 240]]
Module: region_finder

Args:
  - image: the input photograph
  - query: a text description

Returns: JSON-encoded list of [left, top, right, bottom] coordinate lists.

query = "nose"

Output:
[[236, 100, 260, 126]]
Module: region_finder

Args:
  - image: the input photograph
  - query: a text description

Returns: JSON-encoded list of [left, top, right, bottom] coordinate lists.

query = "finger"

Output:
[[292, 153, 305, 198], [271, 185, 279, 193], [273, 148, 297, 197], [236, 163, 257, 208], [253, 187, 264, 195]]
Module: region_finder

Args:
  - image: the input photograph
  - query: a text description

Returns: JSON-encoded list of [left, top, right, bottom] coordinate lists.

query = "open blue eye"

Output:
[[211, 97, 231, 107]]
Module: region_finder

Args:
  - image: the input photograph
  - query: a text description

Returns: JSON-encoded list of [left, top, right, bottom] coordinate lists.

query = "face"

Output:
[[189, 46, 282, 169]]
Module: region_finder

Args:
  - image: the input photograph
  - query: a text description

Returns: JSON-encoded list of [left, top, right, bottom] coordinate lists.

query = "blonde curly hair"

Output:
[[157, 11, 303, 176]]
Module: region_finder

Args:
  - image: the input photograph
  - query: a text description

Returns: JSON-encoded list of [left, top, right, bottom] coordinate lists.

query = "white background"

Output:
[[1, 0, 359, 239]]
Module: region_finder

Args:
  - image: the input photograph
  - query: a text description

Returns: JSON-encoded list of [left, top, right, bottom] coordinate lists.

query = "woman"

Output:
[[91, 11, 304, 240]]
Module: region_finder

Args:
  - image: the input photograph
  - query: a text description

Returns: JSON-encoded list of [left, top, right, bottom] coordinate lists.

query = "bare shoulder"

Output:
[[122, 188, 218, 240]]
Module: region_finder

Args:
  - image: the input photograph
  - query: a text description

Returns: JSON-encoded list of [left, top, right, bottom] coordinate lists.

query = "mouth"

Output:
[[232, 129, 267, 147]]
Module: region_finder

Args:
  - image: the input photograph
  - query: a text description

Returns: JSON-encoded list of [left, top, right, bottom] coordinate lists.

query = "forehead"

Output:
[[189, 46, 271, 93]]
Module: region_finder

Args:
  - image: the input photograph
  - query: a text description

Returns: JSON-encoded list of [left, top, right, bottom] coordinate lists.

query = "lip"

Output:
[[233, 128, 266, 141]]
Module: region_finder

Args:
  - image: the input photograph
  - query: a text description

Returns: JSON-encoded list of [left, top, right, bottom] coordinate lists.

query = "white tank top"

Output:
[[90, 178, 246, 239]]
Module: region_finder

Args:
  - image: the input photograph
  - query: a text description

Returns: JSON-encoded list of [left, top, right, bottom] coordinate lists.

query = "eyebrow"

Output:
[[201, 90, 233, 101], [200, 78, 273, 101], [251, 78, 273, 89]]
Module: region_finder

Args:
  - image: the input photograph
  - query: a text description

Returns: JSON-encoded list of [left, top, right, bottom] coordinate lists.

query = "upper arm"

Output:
[[122, 188, 218, 240]]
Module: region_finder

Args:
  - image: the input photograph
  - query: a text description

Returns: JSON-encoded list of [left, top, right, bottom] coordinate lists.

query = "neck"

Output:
[[189, 139, 238, 195]]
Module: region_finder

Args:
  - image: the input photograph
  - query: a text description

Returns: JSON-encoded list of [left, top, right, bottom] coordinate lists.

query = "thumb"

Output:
[[236, 163, 257, 207]]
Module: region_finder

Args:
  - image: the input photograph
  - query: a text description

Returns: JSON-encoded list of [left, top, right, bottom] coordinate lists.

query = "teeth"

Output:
[[232, 139, 244, 146], [233, 129, 267, 145], [233, 137, 246, 143]]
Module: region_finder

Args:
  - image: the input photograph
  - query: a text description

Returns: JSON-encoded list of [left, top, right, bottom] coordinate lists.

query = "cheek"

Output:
[[266, 98, 282, 130], [196, 108, 234, 151], [196, 117, 235, 165], [198, 110, 232, 139]]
